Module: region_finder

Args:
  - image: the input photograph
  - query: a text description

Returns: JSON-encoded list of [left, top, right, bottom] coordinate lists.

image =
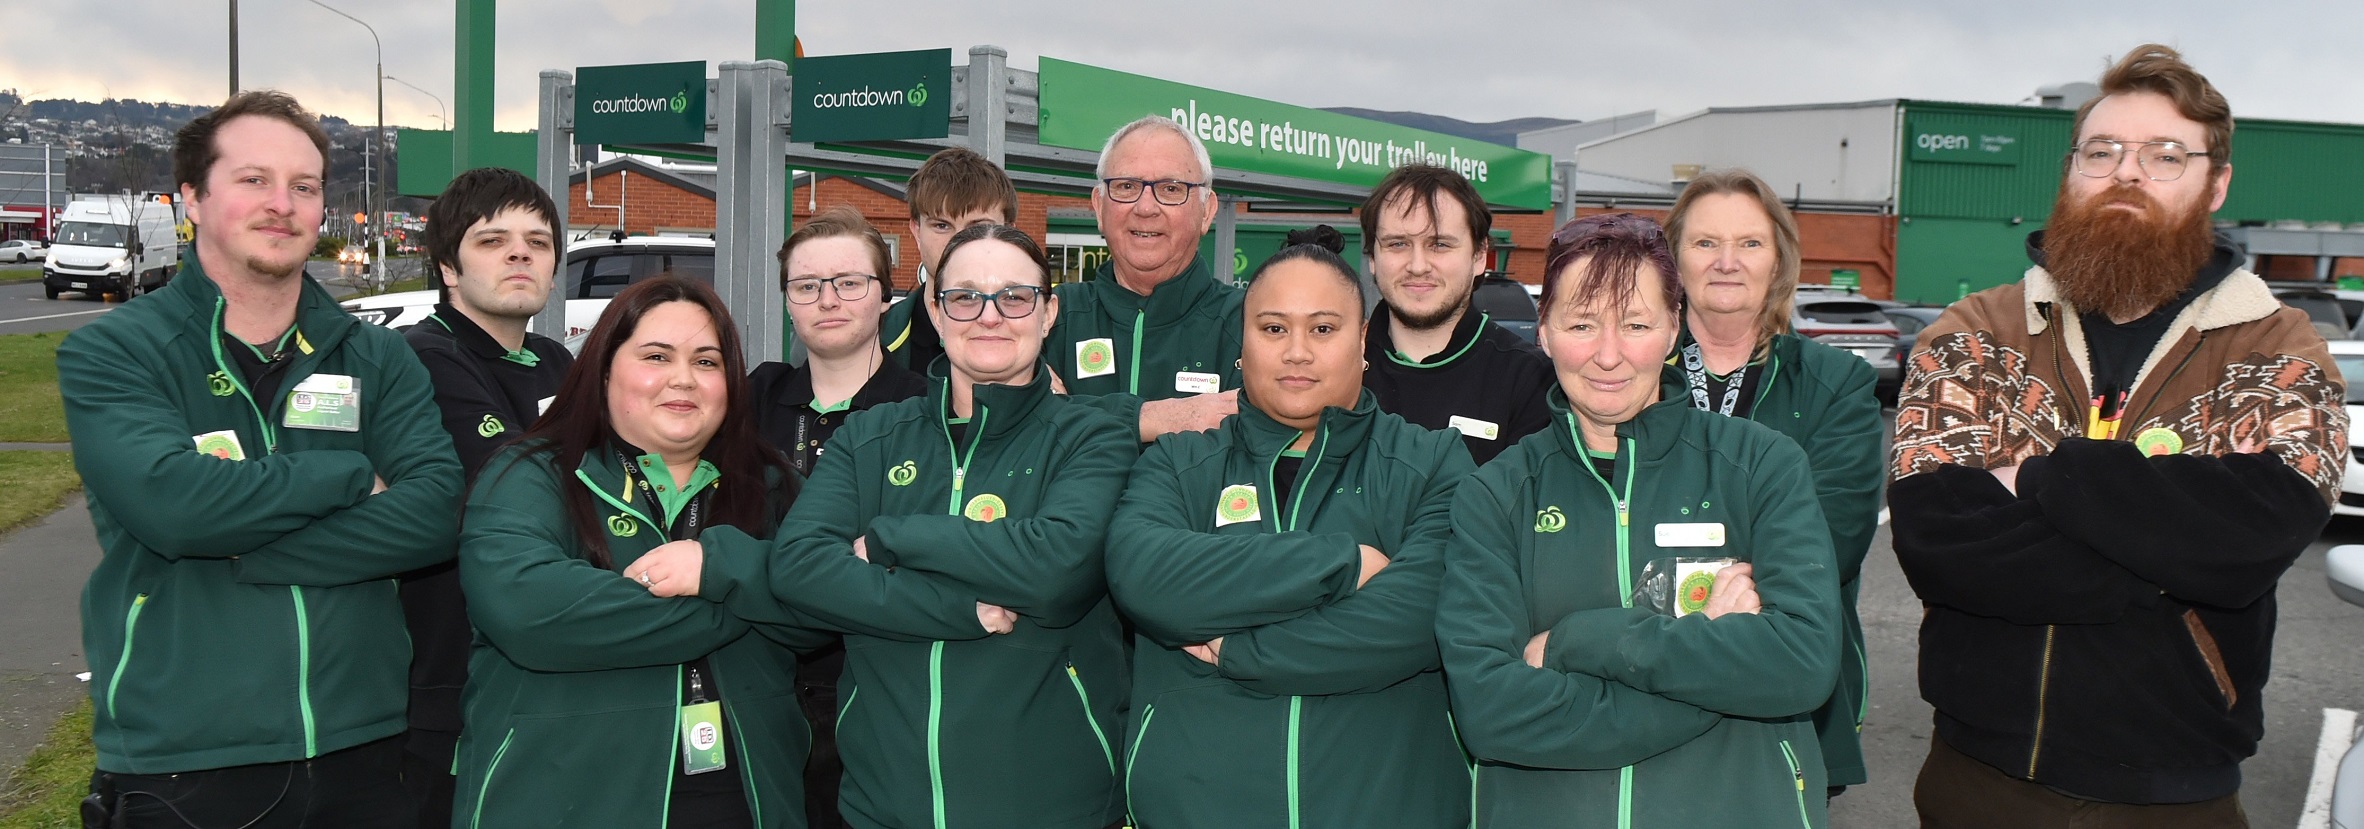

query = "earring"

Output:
[[1233, 358, 1242, 370], [1361, 360, 1369, 370]]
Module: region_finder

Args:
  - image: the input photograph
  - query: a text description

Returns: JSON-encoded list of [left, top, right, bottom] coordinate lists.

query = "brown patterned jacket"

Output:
[[1888, 258, 2345, 804]]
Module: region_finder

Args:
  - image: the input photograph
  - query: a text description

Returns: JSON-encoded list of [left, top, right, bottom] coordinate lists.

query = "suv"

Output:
[[341, 236, 717, 340], [1791, 288, 1902, 400], [1471, 272, 1540, 343]]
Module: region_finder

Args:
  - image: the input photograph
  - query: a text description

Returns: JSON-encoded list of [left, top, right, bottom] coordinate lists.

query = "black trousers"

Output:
[[398, 729, 456, 829], [95, 735, 413, 829]]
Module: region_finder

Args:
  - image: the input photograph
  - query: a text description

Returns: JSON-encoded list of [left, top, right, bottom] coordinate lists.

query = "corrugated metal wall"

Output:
[[2217, 118, 2364, 225], [1897, 102, 2072, 222]]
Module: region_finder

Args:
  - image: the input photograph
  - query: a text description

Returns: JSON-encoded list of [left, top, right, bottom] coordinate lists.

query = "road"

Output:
[[1830, 511, 2364, 828], [0, 262, 383, 336]]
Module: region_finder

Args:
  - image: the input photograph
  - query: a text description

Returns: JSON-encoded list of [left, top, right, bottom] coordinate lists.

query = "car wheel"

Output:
[[43, 286, 58, 300]]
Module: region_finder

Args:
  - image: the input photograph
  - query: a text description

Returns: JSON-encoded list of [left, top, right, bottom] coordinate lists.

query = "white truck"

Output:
[[43, 195, 181, 300]]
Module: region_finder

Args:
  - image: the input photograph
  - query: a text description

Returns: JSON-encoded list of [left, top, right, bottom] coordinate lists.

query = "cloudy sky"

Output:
[[8, 0, 2361, 133]]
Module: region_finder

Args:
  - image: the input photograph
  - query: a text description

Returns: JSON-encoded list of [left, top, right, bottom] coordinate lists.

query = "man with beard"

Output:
[[397, 167, 575, 827], [1890, 44, 2345, 828], [1357, 164, 1552, 464], [61, 90, 460, 827]]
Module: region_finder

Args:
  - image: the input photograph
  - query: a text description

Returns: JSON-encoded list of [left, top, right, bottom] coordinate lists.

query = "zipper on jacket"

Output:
[[1750, 353, 1783, 414], [661, 668, 682, 829], [928, 641, 948, 829], [1128, 309, 1145, 395], [1065, 663, 1116, 775], [1265, 427, 1328, 829], [837, 686, 860, 728], [1125, 703, 1157, 828], [467, 728, 517, 829], [206, 297, 282, 455], [290, 586, 317, 756], [2027, 625, 2056, 777], [1286, 695, 1304, 829], [939, 402, 989, 515], [1779, 739, 1811, 828], [1568, 414, 1639, 828], [104, 594, 148, 725]]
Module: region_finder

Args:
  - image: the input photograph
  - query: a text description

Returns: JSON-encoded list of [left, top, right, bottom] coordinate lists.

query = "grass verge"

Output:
[[0, 333, 65, 443], [0, 692, 91, 827]]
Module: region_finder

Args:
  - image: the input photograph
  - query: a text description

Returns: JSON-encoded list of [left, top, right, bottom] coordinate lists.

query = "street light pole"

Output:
[[228, 0, 239, 96], [384, 74, 448, 131], [305, 0, 383, 288]]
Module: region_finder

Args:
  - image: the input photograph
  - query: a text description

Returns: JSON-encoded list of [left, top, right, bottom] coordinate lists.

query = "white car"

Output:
[[0, 239, 46, 263], [340, 236, 717, 347], [2333, 339, 2364, 517]]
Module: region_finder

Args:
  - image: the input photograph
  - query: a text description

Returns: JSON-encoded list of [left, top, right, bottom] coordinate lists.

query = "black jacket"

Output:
[[399, 306, 575, 746], [1362, 306, 1555, 465], [749, 357, 929, 476]]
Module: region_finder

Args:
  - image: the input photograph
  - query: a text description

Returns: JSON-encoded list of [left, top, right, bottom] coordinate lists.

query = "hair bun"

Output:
[[1284, 224, 1347, 255]]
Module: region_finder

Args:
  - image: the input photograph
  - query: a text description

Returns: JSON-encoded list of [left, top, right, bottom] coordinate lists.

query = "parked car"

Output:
[[1472, 272, 1540, 344], [2272, 288, 2351, 340], [1792, 288, 1903, 400], [44, 194, 180, 300], [0, 239, 46, 263], [340, 236, 717, 341], [2328, 340, 2364, 519], [2322, 543, 2364, 828]]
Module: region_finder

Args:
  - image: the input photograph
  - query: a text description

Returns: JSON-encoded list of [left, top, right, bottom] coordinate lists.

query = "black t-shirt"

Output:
[[1585, 450, 1616, 482], [1363, 306, 1556, 465], [221, 326, 298, 405], [1271, 453, 1306, 519], [749, 357, 930, 476]]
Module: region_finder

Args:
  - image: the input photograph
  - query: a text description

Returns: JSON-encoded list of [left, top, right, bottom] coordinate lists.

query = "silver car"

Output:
[[1792, 289, 1902, 401]]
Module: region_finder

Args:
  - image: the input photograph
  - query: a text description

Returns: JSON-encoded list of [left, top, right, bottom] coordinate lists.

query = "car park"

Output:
[[2273, 287, 2352, 340], [340, 235, 717, 341], [1472, 272, 1539, 343], [1792, 287, 1903, 400], [0, 239, 46, 263], [2328, 340, 2364, 519]]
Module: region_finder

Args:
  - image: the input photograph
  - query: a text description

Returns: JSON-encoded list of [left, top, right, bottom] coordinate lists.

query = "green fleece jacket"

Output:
[[1107, 390, 1475, 828], [1437, 393, 1841, 828], [699, 370, 1138, 829], [65, 257, 463, 774], [1659, 331, 1883, 787], [453, 443, 823, 828], [1045, 256, 1244, 428]]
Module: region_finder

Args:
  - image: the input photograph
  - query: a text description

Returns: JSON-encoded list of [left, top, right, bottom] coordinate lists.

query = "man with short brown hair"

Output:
[[1892, 44, 2345, 828], [65, 89, 460, 828], [880, 147, 1019, 371]]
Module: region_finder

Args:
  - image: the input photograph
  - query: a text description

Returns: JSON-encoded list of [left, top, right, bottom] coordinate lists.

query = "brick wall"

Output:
[[566, 171, 714, 239]]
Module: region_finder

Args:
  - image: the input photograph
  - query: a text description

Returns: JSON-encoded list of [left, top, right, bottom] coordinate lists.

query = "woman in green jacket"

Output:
[[1437, 214, 1843, 828], [632, 224, 1139, 829], [1657, 170, 1883, 793], [1106, 243, 1476, 828], [454, 276, 819, 828]]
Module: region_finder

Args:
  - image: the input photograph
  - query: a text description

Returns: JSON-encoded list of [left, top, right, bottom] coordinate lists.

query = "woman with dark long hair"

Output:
[[453, 275, 816, 828]]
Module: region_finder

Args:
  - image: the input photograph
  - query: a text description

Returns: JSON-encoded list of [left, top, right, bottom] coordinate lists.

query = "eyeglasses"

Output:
[[2069, 139, 2212, 182], [784, 274, 877, 305], [1101, 177, 1205, 207], [935, 285, 1047, 322]]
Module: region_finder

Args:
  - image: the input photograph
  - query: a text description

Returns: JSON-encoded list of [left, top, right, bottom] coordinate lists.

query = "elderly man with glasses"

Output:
[[1047, 115, 1245, 440], [1890, 43, 2345, 829]]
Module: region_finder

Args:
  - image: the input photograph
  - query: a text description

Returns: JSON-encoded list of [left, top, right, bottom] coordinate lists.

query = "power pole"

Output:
[[228, 0, 240, 95]]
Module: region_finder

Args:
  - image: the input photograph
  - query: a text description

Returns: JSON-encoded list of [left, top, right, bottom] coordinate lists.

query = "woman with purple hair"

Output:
[[1435, 213, 1843, 827]]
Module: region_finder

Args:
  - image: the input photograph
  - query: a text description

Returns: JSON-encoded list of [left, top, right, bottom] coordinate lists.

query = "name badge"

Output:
[[1654, 522, 1726, 548], [284, 374, 360, 432], [1214, 483, 1261, 528], [679, 700, 728, 775], [193, 430, 246, 461], [1448, 415, 1501, 441], [1175, 371, 1221, 394], [537, 396, 556, 416], [1075, 338, 1117, 379]]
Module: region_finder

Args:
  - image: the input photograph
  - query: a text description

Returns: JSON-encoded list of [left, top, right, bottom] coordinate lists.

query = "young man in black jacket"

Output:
[[398, 167, 575, 827], [1891, 44, 2346, 829], [1358, 164, 1552, 464]]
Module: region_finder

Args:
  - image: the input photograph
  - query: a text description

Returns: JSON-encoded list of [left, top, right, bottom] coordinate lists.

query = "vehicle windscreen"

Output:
[[56, 222, 128, 248], [1473, 280, 1538, 322], [2339, 355, 2364, 404], [1798, 300, 1888, 325]]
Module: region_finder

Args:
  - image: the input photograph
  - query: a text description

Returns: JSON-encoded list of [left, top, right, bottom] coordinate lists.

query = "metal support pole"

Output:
[[454, 0, 496, 171], [373, 64, 386, 287], [715, 60, 791, 363], [1213, 194, 1239, 285], [530, 70, 573, 342], [228, 0, 239, 96], [1553, 161, 1577, 228], [966, 46, 1009, 166]]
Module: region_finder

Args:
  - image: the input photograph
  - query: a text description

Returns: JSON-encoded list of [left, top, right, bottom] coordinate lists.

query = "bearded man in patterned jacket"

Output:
[[1889, 43, 2346, 829]]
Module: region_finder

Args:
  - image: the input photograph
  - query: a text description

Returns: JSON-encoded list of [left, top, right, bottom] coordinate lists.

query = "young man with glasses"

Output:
[[396, 167, 576, 828], [1891, 44, 2345, 828], [750, 206, 928, 829], [1048, 115, 1244, 440]]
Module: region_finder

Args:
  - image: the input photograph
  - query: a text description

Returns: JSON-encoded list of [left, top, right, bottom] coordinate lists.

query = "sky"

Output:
[[6, 0, 2362, 135]]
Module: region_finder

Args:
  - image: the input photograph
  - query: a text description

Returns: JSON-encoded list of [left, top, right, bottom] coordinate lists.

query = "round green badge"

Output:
[[2133, 427, 2185, 457], [1216, 484, 1259, 524], [963, 493, 1007, 523], [1678, 570, 1717, 615], [1078, 341, 1113, 375]]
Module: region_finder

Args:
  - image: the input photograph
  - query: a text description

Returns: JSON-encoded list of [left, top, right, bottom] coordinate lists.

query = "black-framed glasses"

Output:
[[2069, 139, 2212, 182], [935, 285, 1046, 322], [1101, 177, 1205, 206], [784, 274, 877, 305]]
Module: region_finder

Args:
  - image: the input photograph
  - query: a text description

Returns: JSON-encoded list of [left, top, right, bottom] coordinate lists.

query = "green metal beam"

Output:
[[454, 0, 496, 171], [755, 0, 794, 71]]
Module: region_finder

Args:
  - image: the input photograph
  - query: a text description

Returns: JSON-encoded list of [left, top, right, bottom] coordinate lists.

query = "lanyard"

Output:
[[1680, 341, 1749, 416], [615, 449, 709, 540]]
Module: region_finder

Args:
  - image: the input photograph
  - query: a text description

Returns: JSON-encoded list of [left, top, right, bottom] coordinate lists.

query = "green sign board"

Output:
[[2341, 274, 2364, 291], [1909, 121, 2023, 166], [1037, 58, 1552, 210], [1829, 269, 1860, 289], [575, 61, 707, 145], [790, 49, 950, 144], [394, 128, 539, 198]]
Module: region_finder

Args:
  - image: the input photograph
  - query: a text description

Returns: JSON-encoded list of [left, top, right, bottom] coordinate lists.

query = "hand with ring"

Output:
[[624, 539, 706, 597]]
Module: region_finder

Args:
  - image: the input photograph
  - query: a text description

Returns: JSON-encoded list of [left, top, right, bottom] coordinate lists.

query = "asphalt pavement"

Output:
[[0, 496, 97, 793], [0, 262, 377, 336]]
